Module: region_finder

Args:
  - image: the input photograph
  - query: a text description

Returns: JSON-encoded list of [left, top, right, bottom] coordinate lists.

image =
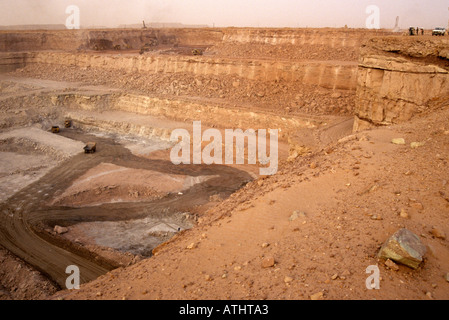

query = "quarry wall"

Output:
[[354, 37, 449, 131], [22, 51, 357, 90], [0, 28, 393, 52], [0, 28, 384, 91]]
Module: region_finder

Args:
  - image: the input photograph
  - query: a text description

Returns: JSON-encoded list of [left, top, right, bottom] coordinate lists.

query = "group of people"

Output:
[[409, 26, 425, 36]]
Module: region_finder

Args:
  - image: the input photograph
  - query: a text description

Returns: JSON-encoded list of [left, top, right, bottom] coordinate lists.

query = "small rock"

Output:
[[445, 273, 449, 282], [392, 138, 406, 145], [310, 291, 324, 300], [427, 244, 437, 257], [331, 92, 342, 99], [310, 162, 317, 169], [186, 242, 196, 249], [54, 225, 68, 234], [410, 202, 424, 211], [341, 270, 351, 277], [261, 257, 275, 268], [359, 135, 369, 142], [385, 259, 399, 271], [331, 274, 338, 280], [399, 209, 409, 219], [289, 211, 306, 221], [430, 227, 446, 240], [204, 274, 212, 281], [261, 243, 270, 248], [284, 276, 293, 283], [378, 228, 427, 269], [411, 142, 425, 149]]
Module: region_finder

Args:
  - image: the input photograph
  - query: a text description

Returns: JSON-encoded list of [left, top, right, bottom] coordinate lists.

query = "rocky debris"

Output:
[[392, 138, 406, 145], [284, 276, 293, 284], [289, 211, 306, 221], [204, 274, 212, 281], [430, 227, 446, 240], [409, 200, 424, 211], [261, 257, 275, 268], [378, 228, 427, 270], [385, 259, 399, 271], [411, 142, 425, 149], [53, 225, 68, 234], [331, 92, 342, 99], [12, 63, 355, 119], [399, 208, 409, 219], [445, 273, 449, 283], [186, 242, 196, 250], [288, 144, 310, 162], [310, 291, 324, 300]]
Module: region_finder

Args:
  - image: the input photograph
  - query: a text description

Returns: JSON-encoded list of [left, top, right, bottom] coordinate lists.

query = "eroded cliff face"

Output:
[[354, 37, 449, 131], [0, 28, 392, 52]]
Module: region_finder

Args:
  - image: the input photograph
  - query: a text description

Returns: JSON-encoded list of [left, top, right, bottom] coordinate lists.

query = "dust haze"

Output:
[[0, 0, 448, 29]]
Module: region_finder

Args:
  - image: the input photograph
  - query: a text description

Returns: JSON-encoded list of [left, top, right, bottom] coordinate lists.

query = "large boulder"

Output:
[[378, 228, 427, 270]]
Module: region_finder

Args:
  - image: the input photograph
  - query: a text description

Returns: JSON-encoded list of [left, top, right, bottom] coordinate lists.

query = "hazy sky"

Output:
[[0, 0, 448, 29]]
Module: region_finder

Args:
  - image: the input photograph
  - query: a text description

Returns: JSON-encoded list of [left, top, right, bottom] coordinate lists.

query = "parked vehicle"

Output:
[[432, 27, 446, 36]]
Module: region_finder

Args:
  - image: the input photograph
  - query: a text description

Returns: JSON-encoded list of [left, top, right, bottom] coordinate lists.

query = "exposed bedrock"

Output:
[[354, 37, 449, 131]]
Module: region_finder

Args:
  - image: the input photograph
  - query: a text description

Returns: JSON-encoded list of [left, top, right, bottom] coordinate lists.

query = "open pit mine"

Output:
[[0, 27, 448, 300]]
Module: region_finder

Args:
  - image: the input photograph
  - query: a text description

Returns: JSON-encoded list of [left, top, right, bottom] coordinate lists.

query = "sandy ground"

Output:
[[55, 105, 449, 300], [0, 128, 85, 202], [0, 28, 448, 301]]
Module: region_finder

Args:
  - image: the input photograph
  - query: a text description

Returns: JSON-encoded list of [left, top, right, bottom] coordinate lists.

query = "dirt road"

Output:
[[0, 129, 253, 288]]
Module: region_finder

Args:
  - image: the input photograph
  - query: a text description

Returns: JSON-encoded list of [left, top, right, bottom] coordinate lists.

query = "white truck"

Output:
[[432, 27, 446, 36]]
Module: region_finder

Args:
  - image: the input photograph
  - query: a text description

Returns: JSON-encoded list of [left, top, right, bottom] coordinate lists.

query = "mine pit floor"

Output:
[[0, 126, 256, 286]]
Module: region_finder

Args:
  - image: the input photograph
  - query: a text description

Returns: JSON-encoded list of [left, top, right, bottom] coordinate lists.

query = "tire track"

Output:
[[0, 130, 253, 288]]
